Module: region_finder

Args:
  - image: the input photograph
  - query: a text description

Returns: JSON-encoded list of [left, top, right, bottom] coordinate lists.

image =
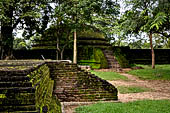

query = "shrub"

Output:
[[94, 48, 108, 69], [78, 48, 108, 69], [113, 48, 130, 68]]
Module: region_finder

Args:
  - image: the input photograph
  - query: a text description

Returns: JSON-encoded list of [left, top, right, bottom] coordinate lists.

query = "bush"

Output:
[[94, 48, 108, 69], [78, 48, 108, 69], [113, 48, 130, 68]]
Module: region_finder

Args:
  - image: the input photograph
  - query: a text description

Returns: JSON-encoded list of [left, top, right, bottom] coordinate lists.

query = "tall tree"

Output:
[[0, 0, 53, 59], [53, 0, 119, 63], [119, 0, 170, 69]]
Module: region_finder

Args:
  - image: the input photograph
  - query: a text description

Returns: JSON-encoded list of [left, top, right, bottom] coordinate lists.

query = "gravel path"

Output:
[[109, 73, 170, 102]]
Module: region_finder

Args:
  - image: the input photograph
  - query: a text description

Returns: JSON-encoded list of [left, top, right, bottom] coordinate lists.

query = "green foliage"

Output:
[[0, 0, 52, 36], [79, 59, 100, 69], [0, 0, 53, 59], [0, 94, 6, 99], [128, 65, 170, 80], [94, 48, 108, 69], [113, 48, 130, 68], [117, 86, 151, 94], [150, 12, 167, 30], [90, 70, 128, 80], [76, 100, 170, 113], [79, 48, 108, 69], [111, 0, 170, 48], [13, 38, 31, 50]]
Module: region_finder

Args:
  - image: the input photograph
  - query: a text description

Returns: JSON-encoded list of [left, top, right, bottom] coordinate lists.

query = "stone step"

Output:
[[65, 65, 78, 68], [49, 67, 78, 70], [0, 87, 35, 94], [51, 70, 78, 73], [0, 98, 35, 105], [0, 105, 36, 112], [107, 59, 117, 61], [103, 49, 120, 69], [105, 56, 115, 59], [0, 76, 30, 82], [103, 50, 113, 52], [108, 65, 120, 68], [9, 111, 38, 113], [109, 62, 120, 64], [0, 82, 32, 88], [0, 72, 29, 76], [3, 93, 35, 99]]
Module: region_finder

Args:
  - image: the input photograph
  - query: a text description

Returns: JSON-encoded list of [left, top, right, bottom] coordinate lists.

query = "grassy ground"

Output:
[[128, 65, 170, 80], [117, 86, 151, 94], [78, 65, 170, 113], [76, 100, 170, 113], [91, 70, 128, 80]]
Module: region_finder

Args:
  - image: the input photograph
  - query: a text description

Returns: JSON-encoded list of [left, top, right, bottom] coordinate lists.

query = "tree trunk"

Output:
[[61, 49, 64, 60], [0, 33, 3, 60], [149, 32, 155, 69], [60, 44, 68, 60], [1, 25, 13, 60], [56, 37, 59, 60], [0, 5, 14, 60], [73, 29, 77, 63]]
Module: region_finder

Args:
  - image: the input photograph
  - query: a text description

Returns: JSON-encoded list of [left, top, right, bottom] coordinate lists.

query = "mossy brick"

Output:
[[50, 61, 118, 102], [0, 87, 35, 94], [28, 64, 61, 113], [0, 71, 30, 76], [0, 98, 35, 105], [0, 82, 32, 88], [0, 76, 30, 82], [0, 105, 36, 112], [6, 93, 35, 99]]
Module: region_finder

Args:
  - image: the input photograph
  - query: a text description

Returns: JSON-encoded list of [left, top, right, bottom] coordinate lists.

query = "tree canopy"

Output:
[[114, 0, 170, 68], [0, 0, 53, 59], [0, 0, 120, 60]]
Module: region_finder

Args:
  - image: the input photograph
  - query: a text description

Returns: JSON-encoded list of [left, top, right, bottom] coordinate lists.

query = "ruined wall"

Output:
[[129, 49, 170, 64], [46, 61, 118, 102], [0, 60, 118, 113], [112, 47, 170, 64], [0, 61, 61, 113]]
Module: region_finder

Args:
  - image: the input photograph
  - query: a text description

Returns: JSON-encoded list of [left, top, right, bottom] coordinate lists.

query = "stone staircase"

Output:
[[47, 62, 118, 102], [103, 49, 120, 69], [0, 67, 38, 112]]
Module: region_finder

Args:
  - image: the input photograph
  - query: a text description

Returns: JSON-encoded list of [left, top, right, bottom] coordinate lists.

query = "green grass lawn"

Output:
[[128, 65, 170, 80], [91, 70, 128, 80], [76, 100, 170, 113], [117, 86, 151, 94]]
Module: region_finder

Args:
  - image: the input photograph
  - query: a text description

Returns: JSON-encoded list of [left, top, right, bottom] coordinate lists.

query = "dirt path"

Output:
[[109, 73, 170, 102], [63, 72, 170, 113]]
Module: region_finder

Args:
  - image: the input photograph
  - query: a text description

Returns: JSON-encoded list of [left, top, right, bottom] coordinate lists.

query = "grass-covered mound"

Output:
[[76, 100, 170, 113], [78, 30, 110, 48]]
